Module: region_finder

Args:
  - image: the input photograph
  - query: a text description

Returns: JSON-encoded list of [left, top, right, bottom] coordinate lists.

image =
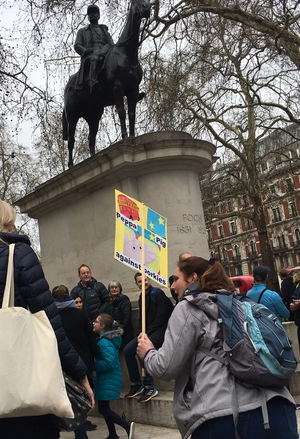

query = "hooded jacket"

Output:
[[71, 277, 110, 323], [109, 293, 133, 348], [143, 283, 295, 439], [94, 327, 123, 401], [54, 295, 99, 376]]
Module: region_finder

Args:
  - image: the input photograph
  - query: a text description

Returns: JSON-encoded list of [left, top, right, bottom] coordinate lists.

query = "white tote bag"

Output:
[[0, 244, 74, 419]]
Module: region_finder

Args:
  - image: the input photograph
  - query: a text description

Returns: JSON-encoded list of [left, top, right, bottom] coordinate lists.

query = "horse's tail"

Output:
[[62, 109, 68, 141]]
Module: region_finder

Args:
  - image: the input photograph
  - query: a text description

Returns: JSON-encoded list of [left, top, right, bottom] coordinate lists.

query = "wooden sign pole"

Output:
[[141, 203, 146, 377]]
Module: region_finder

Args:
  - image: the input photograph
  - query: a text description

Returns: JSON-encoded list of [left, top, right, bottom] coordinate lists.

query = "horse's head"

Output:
[[133, 0, 151, 20]]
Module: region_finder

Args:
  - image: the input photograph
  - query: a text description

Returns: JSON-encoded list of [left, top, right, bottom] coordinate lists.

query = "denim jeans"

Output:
[[123, 337, 154, 387], [191, 397, 298, 439], [74, 424, 88, 439]]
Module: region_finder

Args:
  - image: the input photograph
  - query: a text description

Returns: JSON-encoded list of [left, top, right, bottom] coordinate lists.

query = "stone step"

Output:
[[91, 368, 300, 430], [91, 390, 177, 429], [119, 351, 175, 392], [91, 315, 300, 429], [290, 365, 300, 396]]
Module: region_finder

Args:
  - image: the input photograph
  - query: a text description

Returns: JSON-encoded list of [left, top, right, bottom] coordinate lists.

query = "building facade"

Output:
[[201, 125, 300, 276]]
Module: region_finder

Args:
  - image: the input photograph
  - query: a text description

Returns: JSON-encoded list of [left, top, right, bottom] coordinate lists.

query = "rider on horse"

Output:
[[74, 4, 114, 92]]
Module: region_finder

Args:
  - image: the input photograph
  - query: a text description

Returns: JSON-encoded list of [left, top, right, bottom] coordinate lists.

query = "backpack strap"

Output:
[[198, 346, 240, 439], [258, 288, 268, 303], [198, 346, 228, 365]]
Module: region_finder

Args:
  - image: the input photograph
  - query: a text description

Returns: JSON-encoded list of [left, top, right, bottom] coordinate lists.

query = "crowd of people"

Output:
[[0, 198, 300, 439]]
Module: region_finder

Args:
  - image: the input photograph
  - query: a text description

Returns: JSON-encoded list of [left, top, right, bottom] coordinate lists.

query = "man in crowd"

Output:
[[124, 273, 174, 402], [247, 266, 290, 320], [71, 264, 110, 323], [279, 269, 296, 321]]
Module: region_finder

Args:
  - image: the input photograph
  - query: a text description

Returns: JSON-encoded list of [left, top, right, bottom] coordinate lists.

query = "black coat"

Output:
[[58, 307, 99, 376], [71, 277, 110, 323], [0, 232, 87, 439], [281, 276, 295, 307], [292, 283, 300, 326], [109, 294, 133, 348], [138, 285, 174, 349], [281, 276, 296, 321]]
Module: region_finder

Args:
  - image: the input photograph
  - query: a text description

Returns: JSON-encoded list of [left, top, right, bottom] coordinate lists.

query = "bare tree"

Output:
[[148, 0, 300, 69], [0, 122, 43, 254], [141, 14, 300, 288]]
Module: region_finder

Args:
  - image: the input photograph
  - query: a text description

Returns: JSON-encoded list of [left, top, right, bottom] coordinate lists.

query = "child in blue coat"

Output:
[[93, 313, 134, 439]]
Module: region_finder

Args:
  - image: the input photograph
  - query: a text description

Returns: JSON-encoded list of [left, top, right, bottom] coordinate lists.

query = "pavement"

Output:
[[60, 410, 300, 439], [60, 416, 181, 439]]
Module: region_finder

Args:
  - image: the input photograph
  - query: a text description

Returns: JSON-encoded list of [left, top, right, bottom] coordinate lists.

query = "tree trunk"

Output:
[[251, 192, 279, 293]]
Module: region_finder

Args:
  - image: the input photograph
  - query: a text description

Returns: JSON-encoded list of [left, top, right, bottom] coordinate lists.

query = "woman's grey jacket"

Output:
[[143, 285, 295, 439]]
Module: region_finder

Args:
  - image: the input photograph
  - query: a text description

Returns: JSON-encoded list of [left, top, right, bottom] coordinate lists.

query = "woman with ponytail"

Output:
[[137, 256, 297, 439]]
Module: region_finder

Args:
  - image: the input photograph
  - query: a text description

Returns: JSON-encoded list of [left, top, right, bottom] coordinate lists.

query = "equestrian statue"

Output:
[[63, 1, 151, 168]]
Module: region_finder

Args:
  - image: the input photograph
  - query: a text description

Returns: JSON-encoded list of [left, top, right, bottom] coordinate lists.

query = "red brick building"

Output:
[[201, 126, 300, 276]]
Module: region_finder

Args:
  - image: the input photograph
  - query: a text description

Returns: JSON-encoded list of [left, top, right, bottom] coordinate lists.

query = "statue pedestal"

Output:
[[17, 131, 216, 294]]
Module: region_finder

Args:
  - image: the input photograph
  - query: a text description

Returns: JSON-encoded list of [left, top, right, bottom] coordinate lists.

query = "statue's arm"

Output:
[[103, 25, 114, 45], [74, 28, 87, 56]]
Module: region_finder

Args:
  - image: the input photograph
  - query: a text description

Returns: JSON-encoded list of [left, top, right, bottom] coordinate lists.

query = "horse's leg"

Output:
[[127, 89, 139, 137], [67, 115, 79, 168], [113, 80, 127, 138], [88, 110, 103, 157]]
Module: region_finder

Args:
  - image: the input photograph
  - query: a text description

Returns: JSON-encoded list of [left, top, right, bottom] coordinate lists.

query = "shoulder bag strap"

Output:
[[2, 243, 15, 309], [258, 288, 267, 303]]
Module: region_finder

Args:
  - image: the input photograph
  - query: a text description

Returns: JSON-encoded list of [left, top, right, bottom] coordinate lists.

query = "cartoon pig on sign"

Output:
[[123, 230, 156, 267]]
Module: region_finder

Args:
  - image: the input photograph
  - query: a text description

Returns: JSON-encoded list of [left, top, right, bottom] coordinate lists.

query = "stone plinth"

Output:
[[17, 131, 216, 293]]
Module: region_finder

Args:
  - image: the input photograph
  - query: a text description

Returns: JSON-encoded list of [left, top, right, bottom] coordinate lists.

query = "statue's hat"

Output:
[[87, 4, 99, 14]]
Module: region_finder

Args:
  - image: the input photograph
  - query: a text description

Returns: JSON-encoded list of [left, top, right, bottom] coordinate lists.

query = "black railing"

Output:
[[232, 255, 241, 262], [248, 251, 258, 259], [273, 244, 288, 253]]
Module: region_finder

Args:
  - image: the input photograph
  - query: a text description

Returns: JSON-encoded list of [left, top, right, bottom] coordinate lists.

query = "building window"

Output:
[[230, 221, 237, 235], [295, 229, 300, 243], [277, 235, 286, 248], [270, 184, 276, 194], [224, 266, 230, 276], [237, 265, 243, 276], [215, 205, 220, 214], [227, 201, 233, 212], [207, 228, 212, 241], [246, 218, 253, 230], [250, 240, 257, 254], [261, 162, 268, 172], [275, 156, 282, 168], [286, 178, 294, 193], [290, 149, 298, 159], [234, 245, 240, 256], [222, 248, 228, 261], [272, 207, 281, 223], [290, 202, 298, 218], [218, 225, 224, 239], [210, 250, 215, 258], [243, 195, 249, 207]]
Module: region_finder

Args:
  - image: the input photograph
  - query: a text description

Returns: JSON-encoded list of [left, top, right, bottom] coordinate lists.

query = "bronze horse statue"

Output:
[[63, 0, 151, 168]]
